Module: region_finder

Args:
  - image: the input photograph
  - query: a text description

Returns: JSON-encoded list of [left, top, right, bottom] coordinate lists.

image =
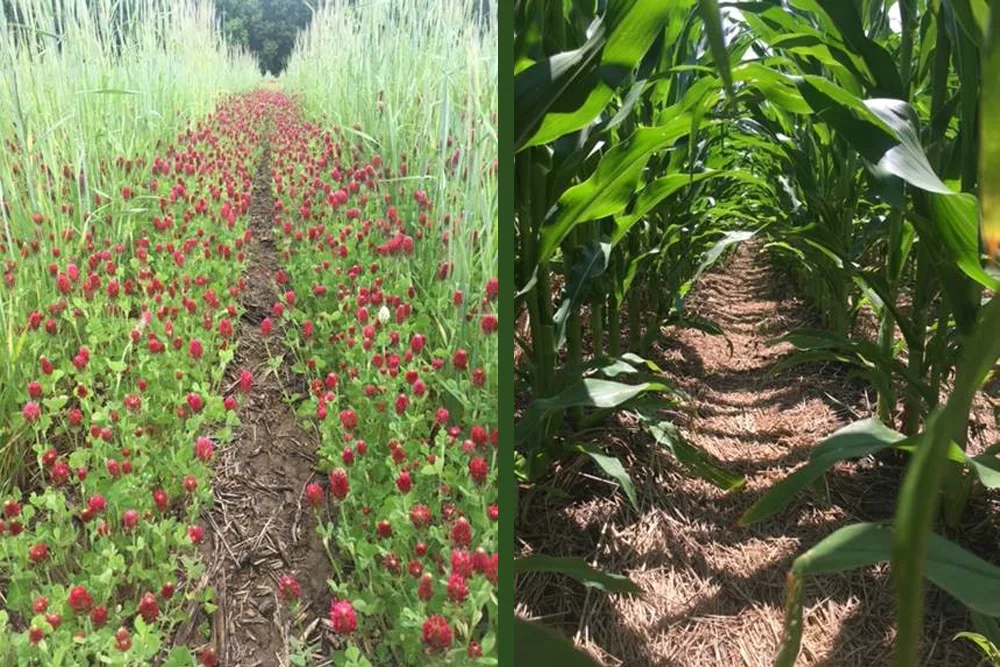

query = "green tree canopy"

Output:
[[216, 0, 312, 75]]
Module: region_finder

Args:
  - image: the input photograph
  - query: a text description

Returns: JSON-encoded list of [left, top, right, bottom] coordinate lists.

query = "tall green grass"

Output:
[[283, 0, 498, 344], [0, 0, 260, 488], [1, 0, 259, 236]]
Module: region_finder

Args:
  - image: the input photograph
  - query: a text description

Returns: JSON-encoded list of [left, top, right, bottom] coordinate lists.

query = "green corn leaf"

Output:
[[967, 453, 1000, 489], [699, 0, 734, 99], [585, 353, 664, 378], [736, 3, 869, 90], [810, 0, 903, 96], [892, 296, 1000, 667], [733, 63, 813, 114], [613, 170, 749, 243], [514, 618, 603, 666], [946, 0, 989, 47], [791, 75, 896, 164], [515, 0, 676, 151], [616, 248, 661, 303], [971, 611, 1000, 653], [515, 554, 641, 593], [694, 230, 757, 279], [573, 443, 640, 510], [669, 314, 726, 337], [859, 99, 997, 288], [553, 238, 612, 350], [514, 20, 607, 151], [740, 419, 908, 526], [779, 329, 936, 406], [953, 632, 1000, 663], [776, 522, 1000, 667], [982, 0, 1000, 260], [765, 33, 865, 91], [923, 191, 999, 289], [863, 99, 952, 194], [639, 414, 745, 491], [538, 113, 692, 263], [590, 358, 643, 378], [514, 379, 673, 445]]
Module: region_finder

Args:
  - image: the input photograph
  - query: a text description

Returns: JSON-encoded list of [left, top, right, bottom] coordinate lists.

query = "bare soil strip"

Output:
[[180, 140, 331, 666], [517, 245, 992, 666]]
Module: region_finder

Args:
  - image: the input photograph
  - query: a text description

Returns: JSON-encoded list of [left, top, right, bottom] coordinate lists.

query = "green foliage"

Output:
[[1, 0, 495, 663], [639, 412, 746, 491], [514, 1, 757, 662], [0, 0, 259, 488], [516, 0, 1000, 665], [514, 0, 761, 477], [890, 296, 1000, 665], [215, 0, 312, 74], [740, 419, 909, 526], [514, 555, 640, 593], [514, 618, 603, 667], [775, 522, 1000, 667], [954, 632, 1000, 666], [276, 1, 497, 661]]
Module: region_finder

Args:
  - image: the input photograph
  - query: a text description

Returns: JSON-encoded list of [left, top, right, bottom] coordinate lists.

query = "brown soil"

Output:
[[516, 245, 996, 666], [175, 140, 331, 666]]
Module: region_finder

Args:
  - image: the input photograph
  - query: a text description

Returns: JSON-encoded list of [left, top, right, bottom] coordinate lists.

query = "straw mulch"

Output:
[[516, 245, 998, 666]]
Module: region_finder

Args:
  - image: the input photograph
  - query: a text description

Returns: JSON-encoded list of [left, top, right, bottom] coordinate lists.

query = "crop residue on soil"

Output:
[[179, 137, 331, 666], [516, 245, 993, 666]]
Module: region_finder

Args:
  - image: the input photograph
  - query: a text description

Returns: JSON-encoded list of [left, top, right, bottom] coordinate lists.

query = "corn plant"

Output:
[[723, 0, 991, 445], [515, 0, 1000, 664], [514, 0, 757, 657], [711, 2, 1000, 666], [955, 629, 1000, 666], [514, 0, 760, 485]]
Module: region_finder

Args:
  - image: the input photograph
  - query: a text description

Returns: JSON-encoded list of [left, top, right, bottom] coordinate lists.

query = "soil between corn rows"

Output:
[[517, 245, 1000, 666]]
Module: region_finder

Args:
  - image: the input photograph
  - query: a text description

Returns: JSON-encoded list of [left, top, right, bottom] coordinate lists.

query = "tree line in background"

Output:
[[3, 0, 493, 75], [1, 0, 310, 74], [215, 0, 311, 75], [218, 0, 493, 74]]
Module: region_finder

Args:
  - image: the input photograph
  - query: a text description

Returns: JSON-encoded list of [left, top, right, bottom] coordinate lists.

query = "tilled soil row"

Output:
[[178, 136, 331, 667]]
